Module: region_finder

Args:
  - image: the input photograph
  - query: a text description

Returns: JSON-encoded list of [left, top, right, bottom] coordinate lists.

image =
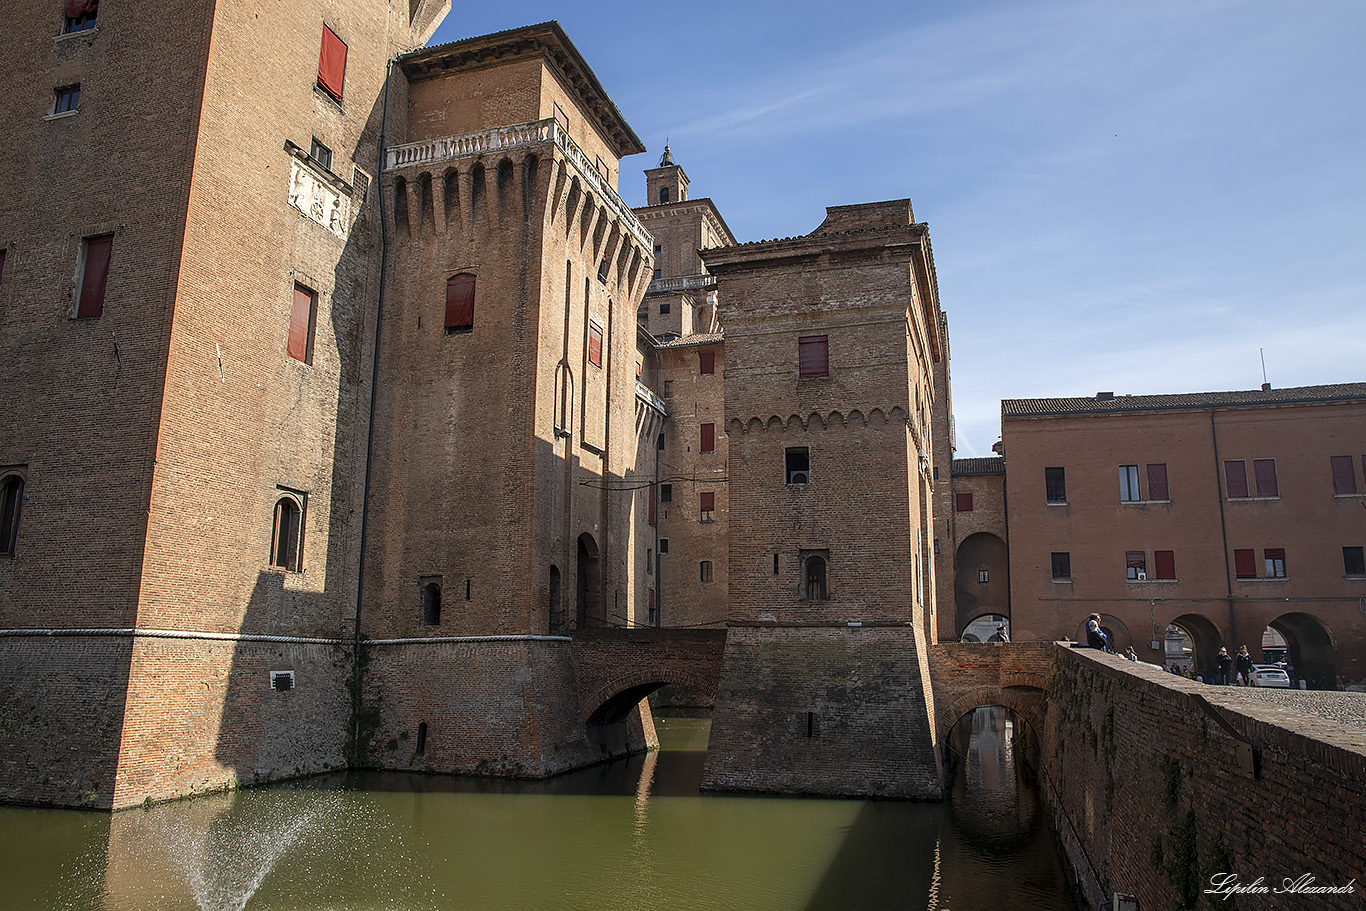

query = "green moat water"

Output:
[[0, 709, 1078, 910]]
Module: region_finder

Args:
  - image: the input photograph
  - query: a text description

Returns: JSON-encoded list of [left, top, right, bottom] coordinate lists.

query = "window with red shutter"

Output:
[[1253, 459, 1278, 497], [1331, 455, 1357, 494], [1264, 547, 1286, 578], [445, 274, 475, 333], [63, 0, 97, 32], [76, 235, 112, 318], [1224, 460, 1248, 499], [1147, 463, 1169, 500], [588, 322, 603, 367], [700, 350, 715, 375], [317, 26, 348, 101], [700, 491, 715, 520], [1234, 548, 1256, 578], [798, 335, 828, 377], [1126, 551, 1147, 580], [288, 283, 317, 364], [1154, 550, 1176, 580], [955, 492, 973, 512], [701, 422, 715, 453]]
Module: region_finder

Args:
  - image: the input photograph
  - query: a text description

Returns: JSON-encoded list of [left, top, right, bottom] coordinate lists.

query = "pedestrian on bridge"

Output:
[[1217, 647, 1233, 685], [1236, 646, 1254, 686]]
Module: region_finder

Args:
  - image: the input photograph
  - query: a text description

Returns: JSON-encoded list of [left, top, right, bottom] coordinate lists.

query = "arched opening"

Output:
[[1, 473, 23, 556], [1072, 613, 1131, 654], [417, 172, 432, 228], [961, 613, 1010, 643], [269, 496, 303, 571], [421, 581, 441, 626], [415, 722, 427, 756], [577, 533, 601, 629], [469, 164, 485, 224], [955, 532, 1009, 635], [659, 186, 670, 204], [804, 554, 828, 601], [548, 565, 562, 635], [522, 154, 539, 218], [942, 704, 1044, 851], [1267, 612, 1338, 689], [442, 168, 459, 225], [496, 158, 514, 211], [1164, 613, 1225, 680]]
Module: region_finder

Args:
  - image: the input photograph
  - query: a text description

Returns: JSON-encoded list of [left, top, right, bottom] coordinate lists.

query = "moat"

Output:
[[0, 708, 1078, 911]]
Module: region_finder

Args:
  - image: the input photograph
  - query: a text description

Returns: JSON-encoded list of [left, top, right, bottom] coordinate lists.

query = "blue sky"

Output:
[[429, 1, 1366, 457]]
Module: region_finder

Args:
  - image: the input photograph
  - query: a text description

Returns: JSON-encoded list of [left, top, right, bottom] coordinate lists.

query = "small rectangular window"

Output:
[[659, 538, 669, 555], [1234, 548, 1256, 578], [1126, 550, 1147, 580], [53, 84, 81, 115], [785, 447, 810, 485], [317, 26, 348, 101], [1344, 546, 1366, 577], [1224, 460, 1249, 499], [588, 322, 603, 367], [1253, 459, 1278, 498], [659, 301, 670, 315], [552, 102, 570, 133], [445, 274, 475, 333], [63, 0, 98, 33], [798, 335, 828, 377], [660, 483, 672, 503], [1147, 463, 1169, 501], [700, 422, 715, 453], [1154, 550, 1176, 580], [1119, 465, 1141, 502], [1051, 552, 1071, 581], [1264, 547, 1286, 578], [699, 491, 715, 521], [1331, 455, 1357, 495], [1044, 467, 1066, 503], [75, 234, 112, 318], [978, 569, 989, 583], [700, 560, 713, 582], [288, 283, 318, 364], [309, 137, 333, 172], [700, 350, 715, 375], [955, 492, 973, 512]]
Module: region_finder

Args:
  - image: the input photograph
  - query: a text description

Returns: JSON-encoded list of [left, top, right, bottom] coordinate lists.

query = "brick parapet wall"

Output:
[[1040, 644, 1366, 910]]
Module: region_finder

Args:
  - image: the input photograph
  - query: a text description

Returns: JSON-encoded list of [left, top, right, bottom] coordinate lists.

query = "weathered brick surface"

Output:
[[1042, 645, 1366, 911]]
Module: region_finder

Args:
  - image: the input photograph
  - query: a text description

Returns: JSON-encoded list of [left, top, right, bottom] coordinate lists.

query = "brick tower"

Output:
[[698, 200, 946, 798]]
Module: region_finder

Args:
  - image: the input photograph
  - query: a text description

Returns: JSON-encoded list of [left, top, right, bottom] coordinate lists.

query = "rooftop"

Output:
[[952, 457, 1006, 476], [1003, 383, 1366, 418]]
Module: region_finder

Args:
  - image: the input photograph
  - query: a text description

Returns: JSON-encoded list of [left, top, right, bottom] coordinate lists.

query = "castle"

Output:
[[3, 5, 1362, 811]]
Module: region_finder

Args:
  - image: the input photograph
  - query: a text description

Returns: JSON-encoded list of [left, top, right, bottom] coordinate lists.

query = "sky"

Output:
[[429, 1, 1366, 458]]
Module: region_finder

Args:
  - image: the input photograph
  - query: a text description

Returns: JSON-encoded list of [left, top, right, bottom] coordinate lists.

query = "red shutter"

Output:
[[1331, 455, 1356, 494], [701, 422, 715, 453], [1154, 550, 1175, 580], [77, 235, 112, 318], [700, 350, 715, 375], [317, 26, 347, 101], [66, 0, 97, 17], [445, 274, 475, 331], [588, 323, 603, 367], [288, 284, 315, 363], [798, 335, 828, 377], [955, 492, 973, 512], [648, 587, 655, 616], [1224, 460, 1248, 498], [1146, 463, 1169, 500], [1126, 551, 1146, 573], [700, 491, 715, 512], [648, 482, 656, 526], [1234, 548, 1256, 578], [1253, 459, 1278, 497]]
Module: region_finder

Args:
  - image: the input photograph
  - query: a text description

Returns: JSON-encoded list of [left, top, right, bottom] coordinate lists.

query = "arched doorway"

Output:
[[1072, 613, 1131, 653], [1166, 613, 1225, 680], [954, 533, 1009, 635], [577, 534, 601, 629], [1266, 613, 1337, 689], [961, 613, 1010, 643]]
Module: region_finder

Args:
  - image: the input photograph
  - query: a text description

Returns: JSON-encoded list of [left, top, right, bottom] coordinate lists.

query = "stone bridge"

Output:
[[569, 627, 727, 725], [926, 640, 1056, 740]]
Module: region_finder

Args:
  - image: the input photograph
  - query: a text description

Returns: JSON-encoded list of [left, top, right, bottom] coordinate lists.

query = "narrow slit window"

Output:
[[421, 580, 441, 626], [288, 283, 318, 363], [416, 722, 427, 755], [588, 322, 603, 367], [75, 234, 112, 318], [270, 494, 305, 572], [1, 474, 24, 556]]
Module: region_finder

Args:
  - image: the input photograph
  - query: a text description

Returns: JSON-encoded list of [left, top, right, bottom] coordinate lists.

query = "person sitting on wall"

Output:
[[1125, 646, 1139, 662], [1085, 613, 1109, 651], [1235, 646, 1254, 686], [1217, 647, 1233, 685]]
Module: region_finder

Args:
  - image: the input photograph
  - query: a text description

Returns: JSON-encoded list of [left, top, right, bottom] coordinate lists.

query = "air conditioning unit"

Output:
[[1137, 570, 1147, 580], [789, 471, 810, 485]]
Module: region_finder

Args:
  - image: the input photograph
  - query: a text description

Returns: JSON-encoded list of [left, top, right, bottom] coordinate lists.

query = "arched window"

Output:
[[421, 580, 442, 626], [658, 186, 670, 204], [270, 494, 304, 571], [1, 474, 23, 556], [700, 560, 713, 582], [805, 555, 828, 601]]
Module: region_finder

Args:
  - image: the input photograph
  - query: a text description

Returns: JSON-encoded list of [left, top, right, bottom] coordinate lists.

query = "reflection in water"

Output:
[[0, 710, 1076, 911]]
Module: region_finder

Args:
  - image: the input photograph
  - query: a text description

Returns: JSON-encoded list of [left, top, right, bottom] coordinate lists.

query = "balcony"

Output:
[[385, 118, 652, 249], [646, 273, 717, 294]]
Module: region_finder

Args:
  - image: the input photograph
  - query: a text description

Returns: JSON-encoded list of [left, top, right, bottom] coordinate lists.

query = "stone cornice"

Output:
[[634, 197, 736, 246]]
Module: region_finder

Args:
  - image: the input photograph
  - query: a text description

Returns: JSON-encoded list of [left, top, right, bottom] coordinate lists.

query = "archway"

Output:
[[941, 704, 1044, 851], [1166, 613, 1225, 680], [954, 533, 1009, 635], [1071, 613, 1131, 653], [961, 613, 1010, 643], [576, 534, 601, 629], [1267, 612, 1337, 689]]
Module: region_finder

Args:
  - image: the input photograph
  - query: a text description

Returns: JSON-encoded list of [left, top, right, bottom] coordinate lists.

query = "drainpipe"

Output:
[[351, 56, 395, 762], [1209, 408, 1239, 653]]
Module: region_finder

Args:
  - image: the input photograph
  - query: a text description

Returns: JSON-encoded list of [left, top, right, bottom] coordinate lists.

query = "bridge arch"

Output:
[[582, 669, 719, 725], [937, 683, 1046, 738]]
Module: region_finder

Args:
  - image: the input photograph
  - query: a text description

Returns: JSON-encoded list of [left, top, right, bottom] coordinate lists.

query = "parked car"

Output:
[[1251, 665, 1291, 688]]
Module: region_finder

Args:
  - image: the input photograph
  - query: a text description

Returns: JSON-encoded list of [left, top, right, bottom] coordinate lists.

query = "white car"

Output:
[[1250, 665, 1291, 688]]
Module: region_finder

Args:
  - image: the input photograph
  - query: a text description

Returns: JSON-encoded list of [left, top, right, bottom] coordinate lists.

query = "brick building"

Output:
[[998, 384, 1366, 686], [698, 199, 947, 798]]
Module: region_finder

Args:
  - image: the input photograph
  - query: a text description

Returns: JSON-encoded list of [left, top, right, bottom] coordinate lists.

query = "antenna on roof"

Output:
[[1259, 348, 1271, 392]]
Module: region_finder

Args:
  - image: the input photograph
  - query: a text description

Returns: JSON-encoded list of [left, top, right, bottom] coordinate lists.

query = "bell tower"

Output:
[[645, 144, 689, 206]]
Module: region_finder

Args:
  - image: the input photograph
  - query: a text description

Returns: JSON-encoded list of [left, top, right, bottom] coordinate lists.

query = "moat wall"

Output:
[[1040, 646, 1365, 910]]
